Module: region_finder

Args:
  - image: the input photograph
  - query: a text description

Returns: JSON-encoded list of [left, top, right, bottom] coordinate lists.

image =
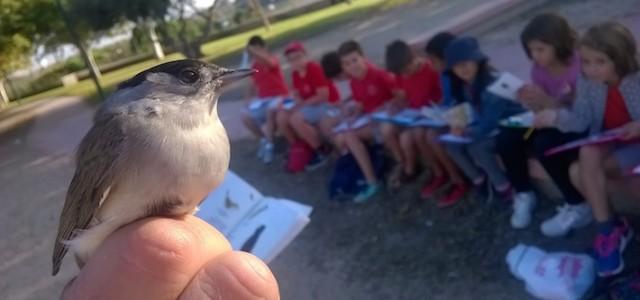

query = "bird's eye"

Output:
[[180, 69, 199, 84]]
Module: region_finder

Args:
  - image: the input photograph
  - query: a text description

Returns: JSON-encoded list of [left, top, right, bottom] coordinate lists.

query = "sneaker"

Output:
[[510, 192, 537, 229], [306, 152, 328, 171], [594, 219, 634, 277], [540, 203, 593, 237], [421, 176, 448, 199], [262, 142, 274, 164], [354, 183, 380, 203], [257, 138, 267, 159], [437, 183, 469, 208]]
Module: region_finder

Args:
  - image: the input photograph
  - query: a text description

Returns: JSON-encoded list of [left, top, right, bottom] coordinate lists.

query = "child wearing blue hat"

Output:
[[442, 37, 525, 200]]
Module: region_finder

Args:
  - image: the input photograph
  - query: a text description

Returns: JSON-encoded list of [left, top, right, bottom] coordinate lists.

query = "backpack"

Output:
[[328, 144, 387, 200], [286, 140, 313, 173]]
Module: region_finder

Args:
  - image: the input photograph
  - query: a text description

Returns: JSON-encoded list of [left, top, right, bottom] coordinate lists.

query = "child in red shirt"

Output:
[[385, 40, 467, 203], [280, 42, 339, 169], [241, 35, 290, 164], [334, 40, 400, 202]]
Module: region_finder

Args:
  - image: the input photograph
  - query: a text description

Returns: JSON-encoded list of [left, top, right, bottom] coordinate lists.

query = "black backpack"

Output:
[[328, 144, 387, 200]]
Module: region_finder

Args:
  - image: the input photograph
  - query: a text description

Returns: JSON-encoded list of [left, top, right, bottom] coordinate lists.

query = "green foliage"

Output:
[[0, 0, 63, 72], [68, 0, 171, 31]]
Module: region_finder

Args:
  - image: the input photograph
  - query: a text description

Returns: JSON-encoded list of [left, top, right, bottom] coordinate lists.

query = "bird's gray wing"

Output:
[[52, 115, 125, 275]]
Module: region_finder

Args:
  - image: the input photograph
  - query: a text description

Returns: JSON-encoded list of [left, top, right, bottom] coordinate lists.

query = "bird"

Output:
[[51, 59, 254, 276]]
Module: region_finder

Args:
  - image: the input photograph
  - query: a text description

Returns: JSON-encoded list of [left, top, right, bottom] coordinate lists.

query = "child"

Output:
[[442, 37, 525, 199], [535, 22, 640, 277], [495, 13, 592, 233], [385, 40, 469, 206], [279, 42, 339, 170], [319, 51, 352, 144], [334, 40, 398, 202], [241, 35, 290, 164]]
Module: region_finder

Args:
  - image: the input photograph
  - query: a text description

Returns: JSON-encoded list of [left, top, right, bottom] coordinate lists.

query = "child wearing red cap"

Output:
[[280, 41, 339, 170], [242, 35, 290, 164], [334, 40, 400, 203]]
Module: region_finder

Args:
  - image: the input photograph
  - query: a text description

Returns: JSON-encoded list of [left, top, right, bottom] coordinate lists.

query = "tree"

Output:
[[68, 0, 170, 59], [0, 0, 63, 103]]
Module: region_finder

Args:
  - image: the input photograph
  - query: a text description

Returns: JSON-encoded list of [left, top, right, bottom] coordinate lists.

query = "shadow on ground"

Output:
[[228, 138, 640, 299]]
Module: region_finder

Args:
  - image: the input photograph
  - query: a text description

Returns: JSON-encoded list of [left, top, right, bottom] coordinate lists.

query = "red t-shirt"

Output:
[[603, 85, 632, 130], [292, 61, 339, 103], [350, 64, 396, 113], [395, 61, 442, 108], [251, 57, 289, 98]]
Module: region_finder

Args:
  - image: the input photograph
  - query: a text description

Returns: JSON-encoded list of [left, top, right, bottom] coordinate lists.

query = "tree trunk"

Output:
[[85, 47, 103, 80], [249, 0, 271, 31], [0, 78, 9, 106], [147, 21, 165, 60]]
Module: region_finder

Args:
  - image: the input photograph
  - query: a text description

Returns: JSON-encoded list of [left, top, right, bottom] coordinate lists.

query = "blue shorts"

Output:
[[299, 103, 328, 124], [246, 96, 283, 124]]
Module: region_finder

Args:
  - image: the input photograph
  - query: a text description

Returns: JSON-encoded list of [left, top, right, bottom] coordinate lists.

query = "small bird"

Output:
[[51, 59, 253, 276]]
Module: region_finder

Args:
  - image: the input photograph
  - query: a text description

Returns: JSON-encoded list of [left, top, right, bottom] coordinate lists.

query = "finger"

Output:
[[179, 251, 279, 300], [63, 216, 231, 300]]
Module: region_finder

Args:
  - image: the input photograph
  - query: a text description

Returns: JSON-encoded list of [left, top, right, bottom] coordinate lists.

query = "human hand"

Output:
[[61, 216, 279, 300], [533, 109, 558, 128], [518, 85, 551, 111], [619, 121, 640, 141]]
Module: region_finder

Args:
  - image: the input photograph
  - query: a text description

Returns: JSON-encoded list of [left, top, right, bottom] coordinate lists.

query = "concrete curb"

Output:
[[408, 0, 550, 47]]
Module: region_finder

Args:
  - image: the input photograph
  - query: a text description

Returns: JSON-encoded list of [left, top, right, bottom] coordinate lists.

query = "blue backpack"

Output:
[[328, 144, 387, 200]]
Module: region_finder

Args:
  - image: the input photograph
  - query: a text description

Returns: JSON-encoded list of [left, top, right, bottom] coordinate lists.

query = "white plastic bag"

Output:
[[506, 244, 596, 300]]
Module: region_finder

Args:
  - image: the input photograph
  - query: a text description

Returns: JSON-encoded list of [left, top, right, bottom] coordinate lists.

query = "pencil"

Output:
[[523, 127, 535, 140]]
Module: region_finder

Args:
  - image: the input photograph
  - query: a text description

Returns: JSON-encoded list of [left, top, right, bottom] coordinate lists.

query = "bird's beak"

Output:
[[219, 68, 256, 87]]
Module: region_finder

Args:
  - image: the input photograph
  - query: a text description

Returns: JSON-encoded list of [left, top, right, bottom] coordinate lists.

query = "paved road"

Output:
[[1, 0, 639, 299]]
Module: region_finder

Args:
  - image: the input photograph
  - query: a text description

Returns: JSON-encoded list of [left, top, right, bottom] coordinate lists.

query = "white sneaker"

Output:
[[540, 203, 593, 237], [257, 138, 267, 159], [511, 192, 537, 229], [262, 142, 274, 164]]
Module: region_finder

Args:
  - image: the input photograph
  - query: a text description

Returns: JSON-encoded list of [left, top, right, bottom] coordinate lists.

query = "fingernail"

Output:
[[243, 254, 270, 282]]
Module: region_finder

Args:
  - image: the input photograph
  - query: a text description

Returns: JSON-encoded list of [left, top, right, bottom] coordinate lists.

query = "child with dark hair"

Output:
[[536, 22, 640, 277], [496, 13, 591, 234], [443, 37, 525, 200], [242, 35, 290, 164], [334, 40, 400, 202], [319, 51, 353, 145], [384, 40, 468, 205]]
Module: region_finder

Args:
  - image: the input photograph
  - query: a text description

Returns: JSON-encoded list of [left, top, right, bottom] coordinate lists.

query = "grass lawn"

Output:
[[13, 0, 388, 106]]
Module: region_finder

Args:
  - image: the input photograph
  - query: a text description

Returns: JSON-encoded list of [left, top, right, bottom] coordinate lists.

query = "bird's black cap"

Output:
[[117, 59, 210, 90]]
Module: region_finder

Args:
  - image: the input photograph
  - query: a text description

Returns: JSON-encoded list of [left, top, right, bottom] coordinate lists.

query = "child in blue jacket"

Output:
[[442, 37, 525, 199]]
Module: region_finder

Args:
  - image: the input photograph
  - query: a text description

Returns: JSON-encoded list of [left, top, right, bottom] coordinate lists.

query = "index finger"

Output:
[[62, 216, 231, 300]]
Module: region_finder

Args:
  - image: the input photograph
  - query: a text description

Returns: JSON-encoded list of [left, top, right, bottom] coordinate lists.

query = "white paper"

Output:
[[333, 115, 370, 133], [282, 99, 296, 110], [196, 171, 312, 263], [227, 198, 311, 263], [197, 171, 264, 235], [372, 109, 423, 126], [500, 111, 534, 128], [488, 72, 524, 101], [439, 133, 472, 144], [411, 118, 447, 128]]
